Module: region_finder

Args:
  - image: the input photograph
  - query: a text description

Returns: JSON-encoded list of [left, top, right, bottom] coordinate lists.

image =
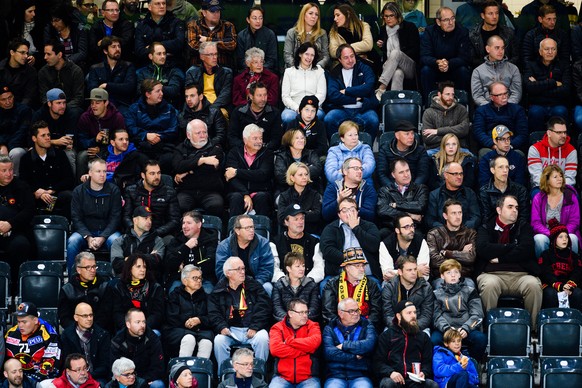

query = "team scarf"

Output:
[[338, 270, 368, 309]]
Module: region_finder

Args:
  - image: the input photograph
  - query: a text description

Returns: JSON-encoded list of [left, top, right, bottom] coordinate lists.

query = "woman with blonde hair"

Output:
[[284, 2, 329, 69], [328, 4, 374, 64], [532, 164, 580, 257], [429, 133, 475, 189]]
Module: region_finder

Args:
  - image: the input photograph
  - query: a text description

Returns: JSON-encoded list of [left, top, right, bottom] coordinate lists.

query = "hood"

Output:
[[483, 55, 509, 66], [429, 95, 457, 112], [338, 140, 365, 153], [538, 133, 572, 149]]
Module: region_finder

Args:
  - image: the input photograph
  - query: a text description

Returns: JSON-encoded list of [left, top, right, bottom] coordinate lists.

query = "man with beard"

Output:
[[86, 37, 137, 115], [178, 83, 226, 147], [172, 119, 224, 216], [2, 358, 35, 388], [89, 0, 135, 63], [120, 0, 145, 25], [374, 300, 438, 388], [421, 81, 470, 152]]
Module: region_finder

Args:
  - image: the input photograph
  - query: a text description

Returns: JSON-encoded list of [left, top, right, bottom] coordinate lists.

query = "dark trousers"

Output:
[[227, 192, 272, 217]]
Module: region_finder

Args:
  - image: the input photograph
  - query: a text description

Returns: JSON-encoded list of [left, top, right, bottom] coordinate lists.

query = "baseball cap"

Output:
[[201, 0, 223, 12], [87, 88, 109, 101], [13, 302, 39, 317], [282, 204, 305, 219], [47, 88, 66, 102], [394, 300, 415, 314], [492, 125, 513, 141], [394, 120, 416, 132], [133, 206, 152, 218]]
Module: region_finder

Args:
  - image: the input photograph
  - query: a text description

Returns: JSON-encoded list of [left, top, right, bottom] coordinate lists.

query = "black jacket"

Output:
[[134, 12, 185, 67], [382, 276, 435, 330], [110, 327, 164, 383], [272, 276, 320, 322], [207, 276, 272, 333], [225, 146, 273, 195], [376, 182, 428, 228], [61, 323, 111, 381], [0, 177, 34, 233], [273, 148, 322, 194], [0, 103, 32, 149], [178, 97, 227, 147], [86, 60, 137, 110], [172, 139, 225, 193], [98, 146, 149, 192], [57, 275, 110, 330], [478, 178, 529, 223], [378, 138, 431, 186], [287, 116, 328, 157], [475, 217, 537, 277], [521, 25, 571, 66], [184, 65, 233, 111], [228, 103, 283, 152], [426, 186, 481, 230], [320, 219, 381, 279], [322, 274, 383, 331], [277, 187, 322, 235], [378, 20, 420, 63], [19, 147, 75, 193], [0, 59, 38, 106], [165, 228, 219, 285], [123, 179, 181, 237], [110, 280, 165, 332], [89, 19, 135, 63], [272, 232, 320, 278], [71, 181, 122, 239], [524, 57, 571, 106]]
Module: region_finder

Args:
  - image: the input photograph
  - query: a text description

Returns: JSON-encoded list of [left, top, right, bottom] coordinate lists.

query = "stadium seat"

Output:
[[380, 90, 423, 134], [202, 215, 223, 241], [426, 89, 470, 111], [38, 308, 59, 330], [541, 357, 582, 388], [0, 261, 11, 313], [488, 357, 533, 388], [529, 131, 545, 145], [32, 215, 69, 261], [17, 261, 64, 309], [538, 308, 582, 358], [487, 308, 531, 357], [228, 215, 271, 240], [168, 357, 213, 388], [330, 131, 373, 147]]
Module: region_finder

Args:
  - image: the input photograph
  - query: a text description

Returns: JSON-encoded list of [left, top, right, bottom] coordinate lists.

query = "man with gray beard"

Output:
[[172, 119, 224, 216]]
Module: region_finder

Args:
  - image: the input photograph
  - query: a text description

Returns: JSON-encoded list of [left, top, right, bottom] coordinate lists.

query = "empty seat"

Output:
[[380, 90, 423, 134], [32, 215, 69, 261], [168, 357, 213, 388], [17, 261, 64, 308], [538, 308, 582, 358], [202, 215, 223, 241], [0, 261, 11, 312], [488, 357, 533, 388], [541, 357, 582, 388], [487, 308, 531, 357], [228, 215, 271, 240]]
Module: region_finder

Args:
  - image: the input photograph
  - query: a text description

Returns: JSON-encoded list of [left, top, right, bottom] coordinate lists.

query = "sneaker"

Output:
[[375, 88, 384, 102]]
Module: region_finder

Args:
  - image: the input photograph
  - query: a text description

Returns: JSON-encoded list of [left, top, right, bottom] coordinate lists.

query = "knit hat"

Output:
[[394, 300, 415, 314], [298, 95, 319, 112], [394, 120, 416, 132], [549, 218, 570, 248], [0, 84, 12, 96], [170, 363, 190, 385]]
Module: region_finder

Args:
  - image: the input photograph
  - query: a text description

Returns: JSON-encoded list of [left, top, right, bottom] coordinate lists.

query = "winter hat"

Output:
[[170, 363, 197, 388], [298, 95, 319, 112], [549, 218, 570, 248]]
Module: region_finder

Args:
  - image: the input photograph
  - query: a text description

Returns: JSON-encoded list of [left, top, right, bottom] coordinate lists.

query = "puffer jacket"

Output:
[[324, 141, 375, 183], [521, 25, 571, 66], [323, 317, 376, 380], [478, 178, 529, 223], [382, 275, 435, 330], [378, 137, 430, 186], [432, 278, 483, 333], [124, 97, 179, 145], [470, 56, 522, 106], [524, 57, 571, 106], [272, 276, 320, 322], [433, 346, 479, 388], [270, 318, 321, 384], [421, 97, 470, 149], [426, 225, 477, 280]]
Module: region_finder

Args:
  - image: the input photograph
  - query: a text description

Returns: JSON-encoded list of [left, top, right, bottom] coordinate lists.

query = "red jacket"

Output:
[[269, 318, 321, 384], [232, 68, 279, 107], [52, 372, 100, 388]]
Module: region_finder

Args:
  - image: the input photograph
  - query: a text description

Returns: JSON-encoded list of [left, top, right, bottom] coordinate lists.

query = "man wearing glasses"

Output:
[[209, 256, 271, 375], [322, 247, 383, 331], [528, 116, 577, 190], [474, 82, 528, 156], [478, 125, 527, 187], [322, 297, 377, 388], [60, 306, 111, 386], [426, 162, 481, 230], [50, 354, 100, 388], [269, 298, 321, 388], [88, 0, 134, 64], [58, 252, 110, 330], [420, 7, 471, 101], [217, 348, 267, 388]]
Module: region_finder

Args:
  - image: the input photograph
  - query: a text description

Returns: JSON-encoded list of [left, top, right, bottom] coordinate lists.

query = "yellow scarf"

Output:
[[338, 270, 368, 308]]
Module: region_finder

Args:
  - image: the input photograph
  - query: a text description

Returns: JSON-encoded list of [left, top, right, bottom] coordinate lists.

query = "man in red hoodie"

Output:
[[51, 354, 100, 388], [269, 298, 322, 388]]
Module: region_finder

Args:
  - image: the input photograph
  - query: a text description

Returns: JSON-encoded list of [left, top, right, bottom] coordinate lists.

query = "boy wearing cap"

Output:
[[5, 303, 62, 384]]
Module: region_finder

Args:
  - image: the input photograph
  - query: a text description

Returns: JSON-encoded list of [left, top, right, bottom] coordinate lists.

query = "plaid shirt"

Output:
[[187, 18, 237, 68]]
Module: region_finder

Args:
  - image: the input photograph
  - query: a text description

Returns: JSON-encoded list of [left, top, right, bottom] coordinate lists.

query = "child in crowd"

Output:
[[433, 328, 479, 388], [432, 259, 487, 360], [538, 218, 582, 310]]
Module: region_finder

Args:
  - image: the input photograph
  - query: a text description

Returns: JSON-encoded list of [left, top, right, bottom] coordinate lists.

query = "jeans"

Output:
[[149, 380, 164, 388], [431, 329, 487, 360], [324, 108, 379, 140], [281, 108, 325, 130], [527, 105, 568, 132], [534, 233, 579, 258], [447, 370, 478, 388], [214, 327, 269, 374], [574, 105, 582, 133], [66, 231, 121, 272], [270, 376, 321, 388], [324, 377, 372, 388]]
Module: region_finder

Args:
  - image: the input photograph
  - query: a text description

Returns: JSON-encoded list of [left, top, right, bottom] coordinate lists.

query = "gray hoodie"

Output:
[[471, 55, 522, 106]]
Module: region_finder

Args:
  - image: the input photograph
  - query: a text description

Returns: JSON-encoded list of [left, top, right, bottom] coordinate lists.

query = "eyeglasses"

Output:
[[290, 310, 309, 315], [445, 171, 464, 177], [227, 267, 246, 273], [348, 263, 367, 269], [399, 223, 415, 230], [347, 166, 364, 171], [75, 313, 94, 319], [189, 276, 202, 281], [550, 129, 568, 135], [383, 14, 396, 19], [70, 366, 89, 373], [120, 372, 136, 378], [439, 16, 455, 23], [201, 53, 218, 57], [104, 9, 120, 13], [340, 308, 361, 315], [339, 207, 357, 214], [236, 225, 255, 231], [496, 137, 511, 143], [491, 91, 509, 98], [235, 362, 254, 368], [77, 265, 98, 271]]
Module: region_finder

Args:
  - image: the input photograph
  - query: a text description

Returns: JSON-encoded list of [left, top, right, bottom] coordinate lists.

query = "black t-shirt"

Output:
[[481, 26, 500, 52], [237, 244, 254, 277]]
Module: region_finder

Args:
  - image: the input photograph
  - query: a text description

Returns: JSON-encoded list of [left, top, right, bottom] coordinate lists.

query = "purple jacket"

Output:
[[531, 185, 581, 241]]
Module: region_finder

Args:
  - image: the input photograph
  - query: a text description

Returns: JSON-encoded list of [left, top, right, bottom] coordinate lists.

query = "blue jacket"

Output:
[[432, 346, 479, 388], [323, 317, 377, 380], [322, 179, 377, 223], [324, 141, 375, 182], [124, 97, 179, 143], [136, 63, 184, 107], [325, 60, 378, 112], [215, 234, 274, 285], [473, 101, 528, 149], [420, 24, 471, 71], [478, 149, 527, 187]]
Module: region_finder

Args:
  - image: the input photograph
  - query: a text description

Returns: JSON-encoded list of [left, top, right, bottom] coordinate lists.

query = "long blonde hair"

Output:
[[329, 4, 364, 41], [295, 3, 325, 44], [433, 134, 470, 175]]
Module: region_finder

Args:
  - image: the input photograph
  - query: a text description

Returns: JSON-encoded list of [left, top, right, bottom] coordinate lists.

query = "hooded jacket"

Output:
[[71, 180, 122, 238], [470, 56, 522, 106], [272, 276, 321, 322], [324, 141, 375, 183], [100, 143, 149, 189], [378, 137, 430, 186], [433, 345, 479, 388], [527, 133, 577, 187], [432, 278, 483, 333], [125, 96, 179, 144], [421, 96, 470, 149]]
